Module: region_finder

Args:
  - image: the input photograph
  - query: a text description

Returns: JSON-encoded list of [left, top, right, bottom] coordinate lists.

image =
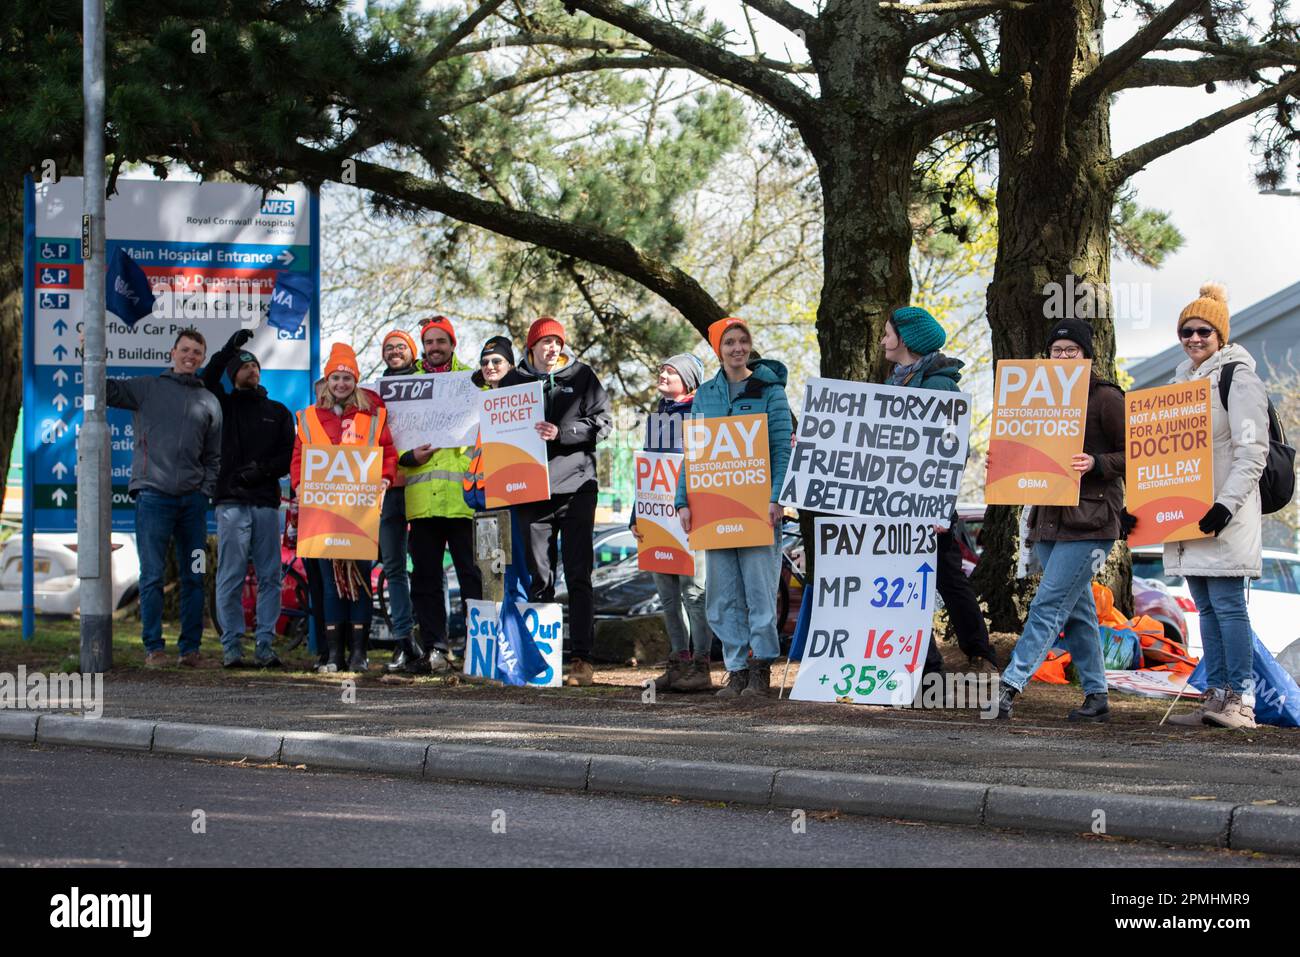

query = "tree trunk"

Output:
[[0, 185, 26, 506], [973, 0, 1131, 630]]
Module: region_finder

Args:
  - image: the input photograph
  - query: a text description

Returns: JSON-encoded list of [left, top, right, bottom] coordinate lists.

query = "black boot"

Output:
[[741, 658, 774, 698], [715, 668, 749, 698], [347, 623, 369, 673], [1068, 692, 1111, 723], [386, 636, 412, 673], [996, 683, 1018, 720], [403, 631, 432, 675], [318, 623, 343, 674]]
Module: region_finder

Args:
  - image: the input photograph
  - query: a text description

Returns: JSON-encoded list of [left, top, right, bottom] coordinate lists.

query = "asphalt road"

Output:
[[0, 742, 1288, 867]]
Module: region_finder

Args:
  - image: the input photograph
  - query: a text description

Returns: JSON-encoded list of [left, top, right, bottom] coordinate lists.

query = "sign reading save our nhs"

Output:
[[23, 178, 320, 531]]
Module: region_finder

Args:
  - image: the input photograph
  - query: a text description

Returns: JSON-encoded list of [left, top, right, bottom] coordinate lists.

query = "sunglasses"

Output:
[[480, 357, 506, 367], [1180, 326, 1216, 340]]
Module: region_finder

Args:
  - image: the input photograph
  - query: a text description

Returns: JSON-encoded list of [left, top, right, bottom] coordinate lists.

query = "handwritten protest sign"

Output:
[[1125, 380, 1213, 547], [683, 414, 772, 550], [777, 378, 971, 528], [464, 600, 563, 688], [296, 444, 383, 559], [480, 382, 550, 508], [986, 359, 1090, 505], [634, 451, 693, 574], [791, 517, 937, 706], [376, 372, 481, 450]]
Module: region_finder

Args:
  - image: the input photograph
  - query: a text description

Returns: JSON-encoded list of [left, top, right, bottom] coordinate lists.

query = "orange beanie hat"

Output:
[[382, 329, 418, 359], [708, 317, 751, 357], [1178, 282, 1230, 343], [324, 342, 360, 379]]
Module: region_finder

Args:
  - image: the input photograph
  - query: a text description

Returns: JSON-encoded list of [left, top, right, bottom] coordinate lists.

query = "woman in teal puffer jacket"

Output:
[[675, 317, 793, 698]]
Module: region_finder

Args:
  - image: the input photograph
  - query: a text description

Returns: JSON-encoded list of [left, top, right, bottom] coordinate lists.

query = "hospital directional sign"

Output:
[[23, 178, 321, 532]]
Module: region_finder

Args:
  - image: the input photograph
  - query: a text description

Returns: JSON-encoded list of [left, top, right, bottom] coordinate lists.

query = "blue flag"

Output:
[[495, 596, 547, 687], [1188, 631, 1300, 727], [105, 248, 156, 326], [267, 271, 312, 335], [785, 589, 813, 662]]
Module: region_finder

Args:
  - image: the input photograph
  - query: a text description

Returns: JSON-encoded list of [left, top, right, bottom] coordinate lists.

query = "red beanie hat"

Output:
[[382, 328, 418, 359], [708, 317, 751, 357], [419, 315, 457, 347], [324, 342, 360, 379], [527, 316, 566, 350]]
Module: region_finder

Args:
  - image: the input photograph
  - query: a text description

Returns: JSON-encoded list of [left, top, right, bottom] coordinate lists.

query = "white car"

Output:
[[0, 532, 141, 615], [1130, 546, 1300, 675]]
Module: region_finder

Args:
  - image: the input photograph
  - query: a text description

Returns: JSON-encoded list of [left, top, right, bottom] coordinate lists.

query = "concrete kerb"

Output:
[[11, 714, 1300, 857]]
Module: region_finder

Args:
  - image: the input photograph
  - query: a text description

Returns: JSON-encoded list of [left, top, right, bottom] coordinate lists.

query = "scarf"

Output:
[[420, 356, 453, 374], [888, 351, 941, 387]]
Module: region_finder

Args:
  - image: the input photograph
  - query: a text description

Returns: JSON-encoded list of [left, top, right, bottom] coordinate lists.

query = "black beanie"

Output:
[[480, 336, 515, 366], [226, 349, 260, 382], [1045, 319, 1094, 359]]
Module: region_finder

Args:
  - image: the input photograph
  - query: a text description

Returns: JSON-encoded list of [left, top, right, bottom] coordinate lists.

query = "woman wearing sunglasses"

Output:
[[1161, 283, 1269, 730]]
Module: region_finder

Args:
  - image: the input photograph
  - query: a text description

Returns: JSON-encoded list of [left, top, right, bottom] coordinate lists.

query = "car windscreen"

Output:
[[1131, 553, 1183, 587]]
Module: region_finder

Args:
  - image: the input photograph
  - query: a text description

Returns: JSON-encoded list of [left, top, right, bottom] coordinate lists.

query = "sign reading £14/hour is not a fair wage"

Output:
[[683, 414, 772, 550], [1125, 380, 1213, 547]]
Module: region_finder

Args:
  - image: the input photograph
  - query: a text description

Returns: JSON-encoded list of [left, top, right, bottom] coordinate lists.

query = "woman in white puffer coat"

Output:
[[1161, 283, 1269, 731]]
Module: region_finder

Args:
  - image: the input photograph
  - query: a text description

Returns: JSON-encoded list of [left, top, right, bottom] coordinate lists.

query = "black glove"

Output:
[[1198, 503, 1232, 536], [1120, 508, 1138, 541], [224, 328, 254, 352]]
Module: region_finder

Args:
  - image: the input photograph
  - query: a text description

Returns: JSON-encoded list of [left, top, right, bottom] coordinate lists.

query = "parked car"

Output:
[[1131, 545, 1300, 663], [0, 532, 140, 615]]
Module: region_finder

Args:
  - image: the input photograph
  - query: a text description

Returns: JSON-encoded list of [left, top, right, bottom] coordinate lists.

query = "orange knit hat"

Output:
[[1178, 282, 1230, 343], [382, 328, 418, 359], [708, 317, 751, 357], [324, 342, 360, 379]]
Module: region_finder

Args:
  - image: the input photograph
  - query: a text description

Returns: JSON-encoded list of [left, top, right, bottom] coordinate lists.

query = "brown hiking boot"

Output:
[[653, 653, 691, 692], [1167, 687, 1226, 726], [740, 658, 774, 698], [177, 652, 201, 668], [715, 668, 749, 698], [564, 659, 595, 687], [672, 655, 715, 693], [1203, 690, 1257, 730], [144, 651, 169, 668]]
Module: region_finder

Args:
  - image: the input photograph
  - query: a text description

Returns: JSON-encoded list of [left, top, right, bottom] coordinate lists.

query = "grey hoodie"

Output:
[[107, 370, 223, 498]]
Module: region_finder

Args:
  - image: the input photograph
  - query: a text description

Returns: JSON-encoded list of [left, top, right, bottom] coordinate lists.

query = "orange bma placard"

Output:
[[297, 443, 384, 560], [986, 359, 1091, 506], [480, 382, 551, 508], [1125, 380, 1214, 547], [683, 414, 773, 550]]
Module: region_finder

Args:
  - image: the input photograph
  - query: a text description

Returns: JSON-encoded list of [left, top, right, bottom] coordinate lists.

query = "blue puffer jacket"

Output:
[[674, 359, 792, 509]]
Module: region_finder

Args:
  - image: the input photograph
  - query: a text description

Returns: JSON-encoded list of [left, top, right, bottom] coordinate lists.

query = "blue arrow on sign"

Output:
[[53, 318, 68, 335], [53, 344, 68, 360], [915, 561, 934, 607]]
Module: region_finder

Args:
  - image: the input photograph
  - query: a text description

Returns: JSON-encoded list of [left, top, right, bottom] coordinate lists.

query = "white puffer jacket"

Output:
[[1162, 343, 1269, 579]]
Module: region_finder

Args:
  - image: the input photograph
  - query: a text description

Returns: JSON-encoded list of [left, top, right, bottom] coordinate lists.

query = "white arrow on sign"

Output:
[[277, 249, 295, 266], [51, 488, 68, 506], [52, 461, 68, 478], [40, 419, 67, 443], [52, 393, 68, 411], [52, 368, 69, 387]]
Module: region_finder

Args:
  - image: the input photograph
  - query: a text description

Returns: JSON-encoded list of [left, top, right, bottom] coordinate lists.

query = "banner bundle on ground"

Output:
[[778, 377, 971, 527], [986, 359, 1091, 505], [682, 413, 772, 549], [633, 451, 693, 574], [294, 444, 384, 560], [479, 382, 550, 508], [464, 599, 563, 688], [376, 372, 481, 451], [790, 517, 938, 706], [1124, 380, 1213, 547]]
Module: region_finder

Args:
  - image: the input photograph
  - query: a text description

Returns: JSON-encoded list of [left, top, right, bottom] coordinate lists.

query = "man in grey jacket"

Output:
[[107, 328, 222, 666]]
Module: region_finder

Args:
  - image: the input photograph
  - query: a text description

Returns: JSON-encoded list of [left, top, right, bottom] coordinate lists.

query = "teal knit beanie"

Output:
[[890, 306, 946, 356]]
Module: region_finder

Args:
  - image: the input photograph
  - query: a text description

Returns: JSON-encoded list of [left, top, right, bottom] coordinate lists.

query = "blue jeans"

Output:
[[316, 559, 374, 625], [705, 529, 783, 672], [1003, 539, 1112, 696], [654, 550, 708, 657], [1185, 575, 1253, 694], [215, 504, 282, 660], [378, 490, 414, 639], [135, 489, 209, 655]]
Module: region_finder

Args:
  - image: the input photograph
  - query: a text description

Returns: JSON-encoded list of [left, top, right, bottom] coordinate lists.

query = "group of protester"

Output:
[[105, 280, 1271, 726]]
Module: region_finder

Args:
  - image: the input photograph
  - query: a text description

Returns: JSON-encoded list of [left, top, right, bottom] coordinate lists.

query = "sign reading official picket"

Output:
[[985, 359, 1090, 505], [683, 414, 772, 550], [296, 444, 383, 559], [377, 372, 480, 450], [790, 518, 937, 706], [1125, 380, 1213, 547], [634, 451, 693, 574], [480, 382, 550, 507], [778, 378, 971, 527]]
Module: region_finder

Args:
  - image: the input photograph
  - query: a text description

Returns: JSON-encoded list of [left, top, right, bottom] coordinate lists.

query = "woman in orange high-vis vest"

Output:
[[291, 343, 397, 673]]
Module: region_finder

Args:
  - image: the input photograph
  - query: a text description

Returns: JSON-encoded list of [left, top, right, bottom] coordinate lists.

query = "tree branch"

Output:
[[563, 0, 818, 123], [283, 147, 726, 336], [420, 0, 509, 70], [903, 8, 1004, 47], [438, 54, 687, 112], [1114, 53, 1292, 91], [905, 85, 1008, 139], [881, 0, 1034, 12], [1072, 0, 1206, 107], [1104, 69, 1300, 187], [916, 55, 1001, 94], [739, 0, 819, 36]]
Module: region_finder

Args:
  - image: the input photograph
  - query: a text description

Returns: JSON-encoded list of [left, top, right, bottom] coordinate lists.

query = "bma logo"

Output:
[[260, 199, 295, 215]]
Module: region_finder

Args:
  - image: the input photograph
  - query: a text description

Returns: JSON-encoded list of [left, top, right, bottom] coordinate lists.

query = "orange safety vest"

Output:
[[296, 404, 385, 447]]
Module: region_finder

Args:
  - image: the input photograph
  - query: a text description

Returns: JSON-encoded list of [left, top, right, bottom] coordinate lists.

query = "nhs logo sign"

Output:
[[260, 199, 296, 216]]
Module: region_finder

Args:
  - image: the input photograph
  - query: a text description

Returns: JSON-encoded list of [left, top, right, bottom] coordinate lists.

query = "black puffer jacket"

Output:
[[202, 346, 294, 508], [500, 349, 612, 495]]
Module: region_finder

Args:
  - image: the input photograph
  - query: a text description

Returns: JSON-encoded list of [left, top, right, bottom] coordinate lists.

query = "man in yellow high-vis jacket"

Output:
[[400, 316, 484, 667]]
